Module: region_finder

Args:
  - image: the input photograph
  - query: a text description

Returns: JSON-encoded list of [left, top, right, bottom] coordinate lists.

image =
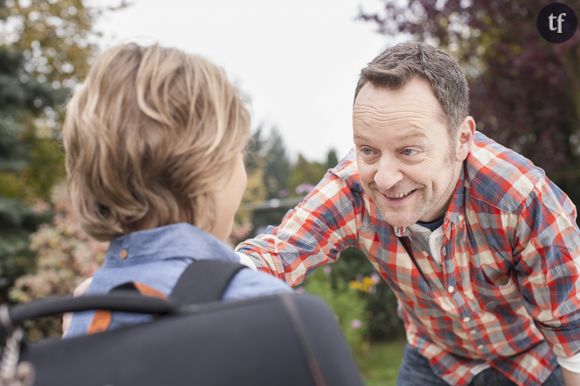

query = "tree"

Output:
[[263, 127, 291, 199], [243, 124, 291, 199], [244, 125, 267, 174], [0, 0, 126, 301], [359, 0, 580, 208], [232, 128, 268, 240], [1, 0, 129, 198], [288, 154, 327, 196], [0, 45, 65, 300], [2, 0, 128, 87], [326, 148, 339, 170]]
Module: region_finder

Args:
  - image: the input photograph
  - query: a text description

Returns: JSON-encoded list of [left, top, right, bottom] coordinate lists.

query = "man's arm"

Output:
[[562, 367, 580, 386], [511, 176, 580, 374], [236, 156, 362, 286]]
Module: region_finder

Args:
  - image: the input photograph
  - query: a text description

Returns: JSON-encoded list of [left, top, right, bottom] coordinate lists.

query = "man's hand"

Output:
[[562, 367, 580, 386]]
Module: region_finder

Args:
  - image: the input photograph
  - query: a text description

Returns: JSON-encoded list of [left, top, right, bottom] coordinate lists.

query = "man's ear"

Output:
[[454, 116, 476, 162]]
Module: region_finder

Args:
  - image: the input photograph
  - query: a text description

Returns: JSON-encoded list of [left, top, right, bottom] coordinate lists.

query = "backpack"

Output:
[[0, 260, 364, 386]]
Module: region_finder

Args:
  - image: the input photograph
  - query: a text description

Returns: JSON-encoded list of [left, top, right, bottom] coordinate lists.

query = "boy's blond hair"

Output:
[[63, 43, 250, 241]]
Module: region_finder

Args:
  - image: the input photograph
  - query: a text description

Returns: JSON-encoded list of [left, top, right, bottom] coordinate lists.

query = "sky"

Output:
[[95, 0, 400, 162]]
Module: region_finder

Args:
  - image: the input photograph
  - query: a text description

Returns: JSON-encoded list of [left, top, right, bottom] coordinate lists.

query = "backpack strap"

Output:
[[169, 259, 246, 305], [88, 282, 166, 334], [87, 259, 245, 334]]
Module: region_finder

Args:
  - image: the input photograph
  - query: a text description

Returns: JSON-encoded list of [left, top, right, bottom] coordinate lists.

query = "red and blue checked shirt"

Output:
[[237, 131, 580, 385]]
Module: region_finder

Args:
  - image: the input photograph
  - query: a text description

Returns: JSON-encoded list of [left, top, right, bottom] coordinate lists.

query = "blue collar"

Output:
[[104, 223, 238, 267]]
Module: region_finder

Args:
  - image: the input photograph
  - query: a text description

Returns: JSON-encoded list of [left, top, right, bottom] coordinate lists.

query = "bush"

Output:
[[9, 184, 106, 340], [331, 248, 405, 341], [302, 266, 369, 357]]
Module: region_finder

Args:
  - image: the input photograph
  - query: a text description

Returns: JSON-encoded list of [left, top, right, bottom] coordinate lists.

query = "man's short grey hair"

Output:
[[355, 42, 469, 135]]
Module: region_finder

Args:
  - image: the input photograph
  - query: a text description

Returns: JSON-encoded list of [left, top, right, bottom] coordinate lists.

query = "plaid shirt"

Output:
[[237, 131, 580, 385]]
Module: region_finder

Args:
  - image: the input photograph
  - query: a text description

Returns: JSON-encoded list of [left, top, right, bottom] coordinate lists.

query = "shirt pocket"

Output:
[[472, 263, 522, 315]]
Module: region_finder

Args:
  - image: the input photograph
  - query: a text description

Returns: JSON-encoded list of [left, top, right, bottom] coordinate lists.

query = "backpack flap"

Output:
[[19, 294, 364, 386]]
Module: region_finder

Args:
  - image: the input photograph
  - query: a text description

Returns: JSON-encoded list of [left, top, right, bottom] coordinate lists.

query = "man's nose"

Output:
[[373, 157, 403, 190]]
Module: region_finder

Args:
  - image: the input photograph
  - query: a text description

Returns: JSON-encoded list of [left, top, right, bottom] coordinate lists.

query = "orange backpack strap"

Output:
[[87, 310, 112, 335], [87, 282, 166, 335], [134, 283, 166, 299]]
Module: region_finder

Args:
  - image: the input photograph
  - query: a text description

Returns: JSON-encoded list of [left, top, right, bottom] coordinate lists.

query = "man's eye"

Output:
[[401, 148, 420, 157], [360, 147, 376, 156]]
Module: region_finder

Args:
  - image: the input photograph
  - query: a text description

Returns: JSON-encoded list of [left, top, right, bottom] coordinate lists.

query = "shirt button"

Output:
[[463, 316, 471, 323], [447, 286, 455, 294], [119, 249, 128, 260]]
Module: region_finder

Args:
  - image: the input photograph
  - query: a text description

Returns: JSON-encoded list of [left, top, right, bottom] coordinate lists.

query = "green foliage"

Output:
[[263, 127, 291, 199], [0, 46, 65, 301], [244, 125, 291, 199], [366, 282, 406, 341], [332, 248, 405, 341], [0, 197, 51, 299], [244, 126, 267, 174], [24, 137, 65, 200], [303, 255, 406, 383], [325, 149, 339, 169], [0, 0, 124, 302], [302, 267, 369, 357], [287, 154, 326, 195], [301, 247, 406, 360], [2, 0, 128, 86], [358, 339, 405, 386], [10, 184, 107, 339]]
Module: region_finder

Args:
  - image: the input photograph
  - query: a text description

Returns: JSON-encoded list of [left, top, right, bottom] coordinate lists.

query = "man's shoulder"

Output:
[[465, 132, 547, 212], [327, 149, 364, 193]]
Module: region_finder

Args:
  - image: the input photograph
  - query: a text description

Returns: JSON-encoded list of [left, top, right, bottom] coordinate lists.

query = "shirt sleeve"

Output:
[[557, 351, 580, 374], [235, 167, 362, 287], [222, 268, 293, 301], [236, 252, 257, 270], [511, 175, 580, 358]]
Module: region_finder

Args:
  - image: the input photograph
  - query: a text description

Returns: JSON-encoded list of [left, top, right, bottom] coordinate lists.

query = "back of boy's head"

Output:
[[63, 43, 250, 241]]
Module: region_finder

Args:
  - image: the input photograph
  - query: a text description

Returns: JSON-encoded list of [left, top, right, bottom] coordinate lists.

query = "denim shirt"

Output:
[[66, 223, 291, 337]]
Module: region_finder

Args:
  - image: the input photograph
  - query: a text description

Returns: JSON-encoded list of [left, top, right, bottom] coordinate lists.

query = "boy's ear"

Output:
[[454, 116, 476, 162]]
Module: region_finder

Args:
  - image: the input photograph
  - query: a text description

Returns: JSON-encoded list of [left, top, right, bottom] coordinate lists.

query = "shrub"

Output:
[[302, 266, 369, 357], [9, 184, 106, 339]]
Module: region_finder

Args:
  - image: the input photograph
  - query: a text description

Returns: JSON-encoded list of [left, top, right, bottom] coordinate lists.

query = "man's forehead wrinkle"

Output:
[[353, 105, 434, 124], [354, 96, 435, 113]]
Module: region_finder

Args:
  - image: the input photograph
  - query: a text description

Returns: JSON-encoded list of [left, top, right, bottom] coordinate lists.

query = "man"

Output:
[[236, 42, 580, 385]]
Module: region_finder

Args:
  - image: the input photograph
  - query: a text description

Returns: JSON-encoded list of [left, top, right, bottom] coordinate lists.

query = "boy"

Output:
[[64, 42, 290, 337]]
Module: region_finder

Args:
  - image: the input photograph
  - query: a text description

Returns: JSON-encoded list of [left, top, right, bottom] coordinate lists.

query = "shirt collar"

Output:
[[445, 165, 467, 225], [105, 223, 238, 265]]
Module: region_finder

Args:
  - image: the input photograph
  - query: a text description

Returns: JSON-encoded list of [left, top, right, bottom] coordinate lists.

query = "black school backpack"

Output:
[[0, 260, 365, 386]]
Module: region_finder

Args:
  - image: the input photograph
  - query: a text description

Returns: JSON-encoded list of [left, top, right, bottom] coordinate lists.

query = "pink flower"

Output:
[[295, 183, 315, 195], [350, 319, 362, 330]]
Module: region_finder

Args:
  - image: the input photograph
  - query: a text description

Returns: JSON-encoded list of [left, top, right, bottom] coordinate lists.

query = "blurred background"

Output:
[[1, 1, 578, 385]]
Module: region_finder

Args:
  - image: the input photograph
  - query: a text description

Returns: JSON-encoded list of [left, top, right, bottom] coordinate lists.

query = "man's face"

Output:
[[353, 77, 473, 228]]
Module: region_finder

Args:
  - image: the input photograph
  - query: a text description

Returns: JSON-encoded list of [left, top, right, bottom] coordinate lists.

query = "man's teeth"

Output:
[[387, 190, 414, 199]]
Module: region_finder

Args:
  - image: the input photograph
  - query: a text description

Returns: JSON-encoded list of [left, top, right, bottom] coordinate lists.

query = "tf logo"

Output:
[[537, 2, 578, 43]]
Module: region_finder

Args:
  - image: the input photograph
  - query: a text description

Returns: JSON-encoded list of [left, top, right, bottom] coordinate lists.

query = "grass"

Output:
[[356, 339, 406, 386]]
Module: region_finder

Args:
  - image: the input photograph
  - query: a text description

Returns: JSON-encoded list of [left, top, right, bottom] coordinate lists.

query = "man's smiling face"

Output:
[[353, 77, 473, 228]]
